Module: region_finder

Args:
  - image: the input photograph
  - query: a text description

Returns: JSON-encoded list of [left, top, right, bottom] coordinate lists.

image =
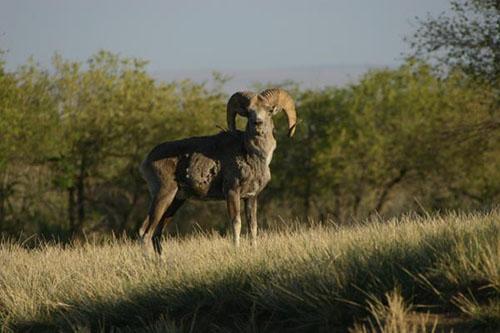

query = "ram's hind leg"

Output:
[[151, 197, 185, 255], [142, 183, 178, 255], [139, 159, 159, 239], [139, 212, 151, 239]]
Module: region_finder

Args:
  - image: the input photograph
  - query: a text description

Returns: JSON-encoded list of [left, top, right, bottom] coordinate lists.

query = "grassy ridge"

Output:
[[0, 211, 499, 332]]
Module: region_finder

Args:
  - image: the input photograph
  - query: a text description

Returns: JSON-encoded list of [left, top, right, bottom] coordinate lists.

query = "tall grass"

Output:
[[0, 211, 498, 332]]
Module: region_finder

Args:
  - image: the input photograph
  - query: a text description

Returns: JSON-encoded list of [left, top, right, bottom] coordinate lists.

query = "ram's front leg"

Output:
[[226, 189, 241, 247], [245, 197, 258, 246]]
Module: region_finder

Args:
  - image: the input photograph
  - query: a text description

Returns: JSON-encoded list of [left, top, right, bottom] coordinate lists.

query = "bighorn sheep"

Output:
[[139, 88, 297, 254]]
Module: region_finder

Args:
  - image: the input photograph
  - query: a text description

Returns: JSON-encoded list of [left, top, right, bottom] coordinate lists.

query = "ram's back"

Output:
[[143, 131, 245, 200], [146, 131, 243, 162]]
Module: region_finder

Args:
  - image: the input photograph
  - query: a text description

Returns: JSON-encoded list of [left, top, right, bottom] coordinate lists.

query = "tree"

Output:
[[46, 51, 228, 237], [0, 56, 60, 234], [407, 0, 500, 85], [268, 62, 499, 225]]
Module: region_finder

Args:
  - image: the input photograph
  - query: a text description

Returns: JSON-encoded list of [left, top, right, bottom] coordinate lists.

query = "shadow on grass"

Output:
[[8, 214, 500, 332]]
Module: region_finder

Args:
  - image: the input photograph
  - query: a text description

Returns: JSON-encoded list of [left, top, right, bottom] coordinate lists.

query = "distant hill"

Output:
[[152, 64, 393, 92]]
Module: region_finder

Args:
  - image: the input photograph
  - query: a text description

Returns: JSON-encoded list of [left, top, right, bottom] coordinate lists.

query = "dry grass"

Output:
[[0, 211, 499, 332]]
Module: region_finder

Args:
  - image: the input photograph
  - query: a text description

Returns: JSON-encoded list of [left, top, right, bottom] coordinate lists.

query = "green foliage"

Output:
[[268, 62, 499, 222], [407, 0, 500, 85], [0, 51, 498, 237], [0, 51, 228, 237]]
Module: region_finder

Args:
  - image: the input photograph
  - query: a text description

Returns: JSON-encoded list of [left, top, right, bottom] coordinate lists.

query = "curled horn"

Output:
[[226, 91, 256, 132], [259, 88, 297, 137]]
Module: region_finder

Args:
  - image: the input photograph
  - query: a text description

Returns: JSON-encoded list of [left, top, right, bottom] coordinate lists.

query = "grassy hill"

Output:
[[1, 211, 499, 332]]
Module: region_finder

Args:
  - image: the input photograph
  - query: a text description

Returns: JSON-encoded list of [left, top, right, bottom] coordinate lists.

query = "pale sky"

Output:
[[1, 0, 450, 72]]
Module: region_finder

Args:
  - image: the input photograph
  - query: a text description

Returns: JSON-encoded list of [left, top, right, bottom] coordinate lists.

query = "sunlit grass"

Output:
[[0, 211, 498, 332]]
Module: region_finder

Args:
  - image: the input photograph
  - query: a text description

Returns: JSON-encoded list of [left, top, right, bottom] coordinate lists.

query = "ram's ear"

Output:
[[226, 91, 255, 131]]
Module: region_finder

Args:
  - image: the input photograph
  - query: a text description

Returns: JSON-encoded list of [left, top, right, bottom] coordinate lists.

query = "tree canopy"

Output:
[[407, 0, 500, 85], [0, 50, 498, 239]]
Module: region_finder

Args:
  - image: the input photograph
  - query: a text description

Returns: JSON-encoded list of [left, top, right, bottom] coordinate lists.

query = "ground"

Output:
[[0, 211, 498, 332]]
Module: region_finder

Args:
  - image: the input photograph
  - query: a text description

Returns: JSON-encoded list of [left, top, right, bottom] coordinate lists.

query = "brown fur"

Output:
[[140, 89, 295, 254]]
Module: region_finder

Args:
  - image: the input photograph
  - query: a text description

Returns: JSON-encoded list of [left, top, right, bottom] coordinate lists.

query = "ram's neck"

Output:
[[244, 130, 276, 166]]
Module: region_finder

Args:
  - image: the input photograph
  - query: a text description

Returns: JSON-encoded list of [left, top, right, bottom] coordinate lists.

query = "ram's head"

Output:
[[226, 88, 297, 137]]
